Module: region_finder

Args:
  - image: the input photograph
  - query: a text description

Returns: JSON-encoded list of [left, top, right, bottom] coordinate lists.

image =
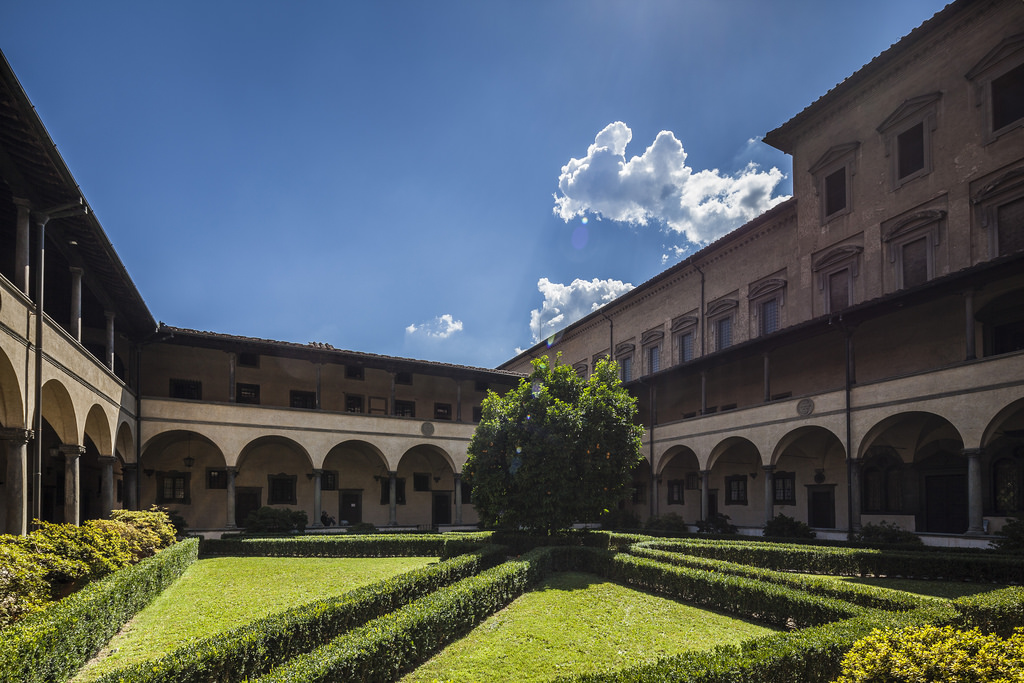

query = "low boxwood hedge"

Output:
[[627, 543, 927, 611], [199, 532, 490, 559], [254, 547, 554, 682], [0, 538, 198, 683], [89, 546, 506, 683], [953, 586, 1024, 637]]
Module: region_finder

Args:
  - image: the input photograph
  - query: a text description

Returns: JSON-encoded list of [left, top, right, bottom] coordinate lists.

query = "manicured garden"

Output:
[[3, 519, 1022, 683]]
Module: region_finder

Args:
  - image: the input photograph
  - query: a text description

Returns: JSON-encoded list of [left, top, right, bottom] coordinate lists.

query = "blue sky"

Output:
[[1, 1, 950, 368]]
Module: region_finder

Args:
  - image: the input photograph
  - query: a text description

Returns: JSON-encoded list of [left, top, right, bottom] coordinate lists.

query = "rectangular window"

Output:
[[992, 61, 1024, 132], [413, 472, 431, 492], [773, 471, 796, 505], [760, 299, 779, 335], [647, 346, 660, 374], [685, 472, 700, 490], [345, 394, 364, 413], [472, 406, 483, 422], [824, 167, 847, 217], [716, 317, 732, 351], [828, 269, 850, 313], [379, 477, 407, 505], [997, 196, 1024, 256], [896, 121, 925, 179], [678, 332, 694, 363], [290, 390, 317, 409], [169, 379, 202, 400], [321, 470, 339, 491], [207, 469, 227, 489], [395, 400, 416, 418], [267, 474, 297, 505], [395, 372, 413, 385], [238, 352, 259, 368], [236, 383, 260, 405], [725, 476, 747, 505], [620, 356, 632, 382], [434, 403, 453, 420], [368, 397, 387, 415], [900, 236, 929, 288], [667, 479, 684, 505], [345, 365, 364, 380], [157, 472, 189, 504]]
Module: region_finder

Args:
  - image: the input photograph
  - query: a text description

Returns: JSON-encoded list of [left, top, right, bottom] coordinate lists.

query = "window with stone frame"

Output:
[[641, 328, 664, 376], [236, 383, 260, 405], [290, 390, 317, 409], [813, 244, 862, 314], [877, 92, 940, 189], [321, 470, 339, 491], [725, 475, 747, 505], [434, 403, 452, 420], [672, 314, 699, 364], [345, 394, 364, 413], [667, 479, 684, 505], [707, 298, 738, 352], [809, 142, 859, 224], [206, 468, 227, 489], [882, 208, 945, 291], [615, 342, 635, 382], [773, 471, 796, 505], [169, 378, 202, 400], [394, 400, 416, 418], [572, 361, 588, 379], [973, 164, 1024, 259], [966, 34, 1024, 142], [157, 471, 190, 504], [267, 473, 297, 505], [685, 472, 700, 490], [748, 277, 786, 337], [379, 477, 407, 505], [413, 472, 431, 492]]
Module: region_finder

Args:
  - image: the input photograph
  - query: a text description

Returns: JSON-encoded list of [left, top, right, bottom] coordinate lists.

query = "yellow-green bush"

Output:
[[834, 625, 1024, 682], [111, 507, 178, 552]]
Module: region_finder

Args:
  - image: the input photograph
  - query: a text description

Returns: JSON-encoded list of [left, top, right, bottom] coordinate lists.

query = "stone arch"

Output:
[[140, 430, 228, 530], [397, 444, 458, 527], [707, 436, 764, 528], [981, 397, 1024, 519], [771, 425, 847, 529], [656, 445, 701, 521], [115, 420, 135, 465], [322, 439, 391, 527], [84, 404, 113, 456], [40, 379, 78, 445], [857, 411, 965, 462], [0, 348, 24, 429]]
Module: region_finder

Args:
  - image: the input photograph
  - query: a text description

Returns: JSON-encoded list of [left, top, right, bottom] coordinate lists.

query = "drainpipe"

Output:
[[840, 318, 857, 535]]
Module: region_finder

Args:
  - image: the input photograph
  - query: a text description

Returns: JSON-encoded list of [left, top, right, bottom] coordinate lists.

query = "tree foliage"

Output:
[[463, 355, 644, 534]]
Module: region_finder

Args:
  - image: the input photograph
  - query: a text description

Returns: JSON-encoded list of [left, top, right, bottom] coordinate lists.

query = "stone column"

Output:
[[2, 428, 32, 535], [226, 466, 238, 528], [388, 471, 398, 525], [311, 469, 323, 527], [700, 469, 710, 521], [122, 463, 138, 510], [70, 267, 84, 341], [454, 472, 463, 525], [849, 458, 862, 532], [62, 445, 85, 525], [964, 448, 984, 535], [964, 290, 976, 361], [98, 455, 116, 518], [763, 465, 775, 524], [14, 198, 31, 295], [104, 311, 116, 371]]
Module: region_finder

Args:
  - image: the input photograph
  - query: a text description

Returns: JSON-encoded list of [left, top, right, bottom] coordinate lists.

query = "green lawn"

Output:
[[402, 572, 775, 683], [75, 556, 438, 681]]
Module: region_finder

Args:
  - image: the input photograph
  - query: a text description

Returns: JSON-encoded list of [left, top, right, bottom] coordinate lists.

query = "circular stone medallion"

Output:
[[796, 398, 815, 416]]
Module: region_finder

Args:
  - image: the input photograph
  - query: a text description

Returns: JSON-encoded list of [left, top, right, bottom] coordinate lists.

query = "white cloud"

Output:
[[405, 314, 464, 339], [554, 122, 789, 245], [530, 277, 634, 343]]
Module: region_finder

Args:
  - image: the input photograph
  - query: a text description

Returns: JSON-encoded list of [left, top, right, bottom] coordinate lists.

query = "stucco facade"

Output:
[[2, 0, 1023, 539]]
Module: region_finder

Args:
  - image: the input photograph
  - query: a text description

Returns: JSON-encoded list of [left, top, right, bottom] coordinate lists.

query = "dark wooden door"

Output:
[[808, 488, 835, 528], [924, 475, 968, 534], [340, 491, 362, 525], [432, 492, 452, 526], [235, 488, 261, 527]]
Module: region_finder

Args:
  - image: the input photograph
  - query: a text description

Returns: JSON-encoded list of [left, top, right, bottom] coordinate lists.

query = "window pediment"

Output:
[[748, 278, 787, 300], [876, 92, 942, 133], [706, 298, 738, 318], [813, 245, 863, 273], [614, 342, 635, 356], [973, 165, 1024, 204], [966, 33, 1024, 84], [883, 209, 946, 243], [641, 329, 664, 345], [671, 315, 699, 331], [808, 142, 860, 176]]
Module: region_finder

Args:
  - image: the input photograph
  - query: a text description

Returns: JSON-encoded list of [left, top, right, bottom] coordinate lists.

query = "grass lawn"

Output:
[[402, 572, 775, 683], [75, 556, 438, 681]]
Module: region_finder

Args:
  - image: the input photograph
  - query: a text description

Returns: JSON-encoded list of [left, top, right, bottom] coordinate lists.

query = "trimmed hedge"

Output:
[[199, 532, 490, 559], [628, 543, 927, 611], [953, 586, 1024, 637], [560, 603, 958, 683], [0, 538, 198, 683], [640, 538, 1024, 583], [255, 547, 554, 682], [90, 546, 506, 683]]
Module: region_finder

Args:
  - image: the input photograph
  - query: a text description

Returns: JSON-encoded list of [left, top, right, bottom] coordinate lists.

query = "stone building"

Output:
[[503, 0, 1024, 540], [2, 0, 1023, 539]]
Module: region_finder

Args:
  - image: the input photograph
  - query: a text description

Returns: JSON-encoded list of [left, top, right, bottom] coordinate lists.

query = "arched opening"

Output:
[[140, 430, 227, 530], [235, 436, 313, 529], [397, 444, 456, 528], [322, 440, 389, 527], [773, 426, 846, 529], [982, 398, 1024, 526], [657, 446, 700, 523], [708, 437, 763, 528]]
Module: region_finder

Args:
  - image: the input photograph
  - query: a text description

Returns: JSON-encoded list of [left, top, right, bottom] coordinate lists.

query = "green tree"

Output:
[[463, 355, 644, 534]]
